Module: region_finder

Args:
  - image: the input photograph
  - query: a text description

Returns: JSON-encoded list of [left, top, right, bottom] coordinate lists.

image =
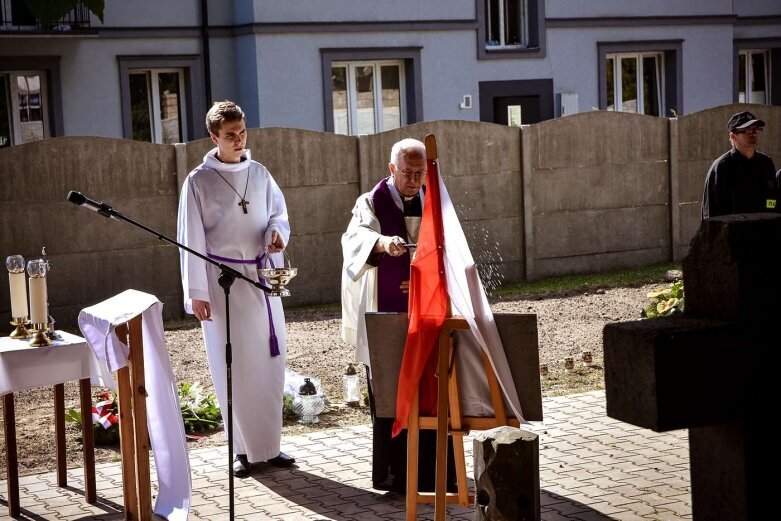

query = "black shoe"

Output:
[[232, 454, 251, 478], [267, 451, 296, 468]]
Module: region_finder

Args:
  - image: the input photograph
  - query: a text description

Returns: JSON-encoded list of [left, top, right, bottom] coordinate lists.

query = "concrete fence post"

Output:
[[668, 117, 681, 261], [174, 143, 188, 195], [520, 124, 534, 281]]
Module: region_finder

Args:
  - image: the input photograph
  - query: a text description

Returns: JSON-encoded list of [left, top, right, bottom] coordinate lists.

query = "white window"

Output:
[[485, 0, 528, 48], [0, 70, 49, 148], [331, 61, 405, 136], [738, 49, 770, 104], [606, 52, 664, 117], [128, 68, 187, 144]]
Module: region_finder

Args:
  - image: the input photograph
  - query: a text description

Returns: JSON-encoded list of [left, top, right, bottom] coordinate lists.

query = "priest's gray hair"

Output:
[[206, 100, 245, 135], [390, 138, 426, 167]]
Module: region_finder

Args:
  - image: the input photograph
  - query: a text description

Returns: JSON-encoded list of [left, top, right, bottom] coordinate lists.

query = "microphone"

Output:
[[66, 191, 118, 219]]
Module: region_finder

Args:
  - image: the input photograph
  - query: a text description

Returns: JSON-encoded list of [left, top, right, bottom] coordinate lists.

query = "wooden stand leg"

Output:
[[447, 346, 470, 507], [3, 393, 19, 518], [434, 328, 451, 521], [128, 316, 152, 521], [79, 378, 96, 503], [54, 383, 67, 487], [406, 392, 420, 521], [117, 365, 138, 520]]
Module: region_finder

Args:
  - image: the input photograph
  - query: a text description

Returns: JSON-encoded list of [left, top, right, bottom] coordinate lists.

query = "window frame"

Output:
[[734, 39, 781, 106], [321, 48, 422, 134], [128, 67, 188, 144], [331, 59, 407, 136], [6, 70, 50, 144], [598, 41, 682, 117], [0, 56, 63, 144], [118, 55, 206, 143], [605, 51, 665, 116], [476, 0, 545, 60], [737, 49, 771, 104]]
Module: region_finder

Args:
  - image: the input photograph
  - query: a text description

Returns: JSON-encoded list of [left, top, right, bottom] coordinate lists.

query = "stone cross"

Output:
[[604, 213, 780, 520]]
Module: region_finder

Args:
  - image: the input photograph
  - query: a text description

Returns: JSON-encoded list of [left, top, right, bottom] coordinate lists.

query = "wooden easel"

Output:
[[405, 134, 520, 519], [114, 315, 153, 521], [405, 317, 520, 520]]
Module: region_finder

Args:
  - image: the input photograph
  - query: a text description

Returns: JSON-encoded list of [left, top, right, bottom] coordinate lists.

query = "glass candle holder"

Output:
[[293, 378, 325, 424], [27, 259, 48, 327], [7, 255, 28, 319], [343, 363, 361, 405]]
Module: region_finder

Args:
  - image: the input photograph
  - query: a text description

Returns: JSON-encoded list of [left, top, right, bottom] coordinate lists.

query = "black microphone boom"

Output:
[[67, 191, 118, 219]]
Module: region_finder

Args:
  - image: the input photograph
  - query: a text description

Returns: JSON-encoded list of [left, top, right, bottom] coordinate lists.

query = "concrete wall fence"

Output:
[[1, 103, 779, 327]]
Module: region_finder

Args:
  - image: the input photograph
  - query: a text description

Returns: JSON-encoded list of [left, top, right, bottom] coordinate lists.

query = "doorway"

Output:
[[479, 79, 553, 126]]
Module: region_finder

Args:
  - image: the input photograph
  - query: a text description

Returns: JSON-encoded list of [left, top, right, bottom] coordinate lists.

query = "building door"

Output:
[[493, 95, 542, 126], [479, 79, 553, 125]]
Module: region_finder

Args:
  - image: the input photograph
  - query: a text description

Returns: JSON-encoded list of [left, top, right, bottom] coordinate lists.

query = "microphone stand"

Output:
[[78, 202, 267, 521]]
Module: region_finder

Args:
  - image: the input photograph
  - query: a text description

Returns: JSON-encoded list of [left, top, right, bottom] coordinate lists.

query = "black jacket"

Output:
[[701, 148, 780, 219]]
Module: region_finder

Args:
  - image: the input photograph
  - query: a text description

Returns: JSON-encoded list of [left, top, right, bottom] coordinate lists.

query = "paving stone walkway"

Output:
[[1, 391, 692, 520]]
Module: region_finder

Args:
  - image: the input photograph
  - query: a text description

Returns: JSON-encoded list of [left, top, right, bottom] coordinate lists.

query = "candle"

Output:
[[29, 275, 48, 325], [9, 270, 28, 318]]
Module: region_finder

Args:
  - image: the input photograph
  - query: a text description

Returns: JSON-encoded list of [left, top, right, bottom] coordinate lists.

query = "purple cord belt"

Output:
[[207, 252, 280, 357]]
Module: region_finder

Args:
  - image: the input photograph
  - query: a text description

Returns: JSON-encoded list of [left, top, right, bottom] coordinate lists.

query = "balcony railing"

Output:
[[1, 0, 92, 32]]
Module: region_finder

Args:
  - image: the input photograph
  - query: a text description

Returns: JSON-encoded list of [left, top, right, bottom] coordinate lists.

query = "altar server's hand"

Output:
[[192, 299, 212, 322], [268, 230, 286, 253], [400, 280, 410, 294]]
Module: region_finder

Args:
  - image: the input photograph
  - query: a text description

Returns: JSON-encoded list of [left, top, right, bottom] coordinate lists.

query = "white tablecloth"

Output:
[[0, 331, 103, 396]]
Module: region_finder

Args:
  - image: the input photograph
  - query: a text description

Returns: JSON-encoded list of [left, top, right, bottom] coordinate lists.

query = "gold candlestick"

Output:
[[9, 316, 31, 339], [29, 321, 53, 347]]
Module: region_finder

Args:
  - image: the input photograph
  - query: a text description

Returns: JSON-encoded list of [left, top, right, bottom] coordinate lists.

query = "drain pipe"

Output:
[[200, 0, 213, 107]]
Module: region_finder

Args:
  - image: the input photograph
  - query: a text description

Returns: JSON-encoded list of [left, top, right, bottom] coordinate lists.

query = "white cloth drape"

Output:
[[78, 289, 191, 521]]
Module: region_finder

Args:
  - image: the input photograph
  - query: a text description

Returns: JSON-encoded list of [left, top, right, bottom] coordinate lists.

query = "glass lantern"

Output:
[[343, 362, 361, 405], [293, 377, 324, 424]]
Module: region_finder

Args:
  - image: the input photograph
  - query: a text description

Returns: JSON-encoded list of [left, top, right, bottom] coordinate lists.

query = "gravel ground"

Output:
[[0, 285, 654, 478]]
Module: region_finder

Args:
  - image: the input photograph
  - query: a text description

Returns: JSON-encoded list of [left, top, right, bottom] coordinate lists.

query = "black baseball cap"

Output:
[[727, 111, 765, 132]]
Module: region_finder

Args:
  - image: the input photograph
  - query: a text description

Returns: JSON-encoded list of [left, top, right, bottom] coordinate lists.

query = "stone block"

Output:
[[473, 426, 540, 521]]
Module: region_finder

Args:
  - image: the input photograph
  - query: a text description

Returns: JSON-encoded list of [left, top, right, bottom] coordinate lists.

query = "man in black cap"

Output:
[[701, 110, 779, 219]]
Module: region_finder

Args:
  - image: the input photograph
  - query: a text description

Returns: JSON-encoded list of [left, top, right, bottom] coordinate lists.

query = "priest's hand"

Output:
[[192, 299, 212, 322], [375, 235, 407, 257], [267, 230, 286, 253], [400, 280, 410, 294]]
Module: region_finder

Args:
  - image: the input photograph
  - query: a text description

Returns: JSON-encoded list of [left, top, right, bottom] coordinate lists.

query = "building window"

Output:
[[331, 61, 405, 136], [485, 0, 528, 48], [0, 71, 49, 147], [605, 52, 664, 116], [738, 49, 770, 104], [128, 69, 186, 144]]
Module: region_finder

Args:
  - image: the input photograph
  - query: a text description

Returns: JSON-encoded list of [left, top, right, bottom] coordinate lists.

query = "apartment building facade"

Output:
[[1, 0, 779, 148]]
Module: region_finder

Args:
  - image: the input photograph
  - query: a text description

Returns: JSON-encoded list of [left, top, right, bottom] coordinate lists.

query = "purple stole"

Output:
[[370, 179, 412, 313]]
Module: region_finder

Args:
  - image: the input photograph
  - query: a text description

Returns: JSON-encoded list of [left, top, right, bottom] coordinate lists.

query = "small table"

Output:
[[1, 331, 102, 518]]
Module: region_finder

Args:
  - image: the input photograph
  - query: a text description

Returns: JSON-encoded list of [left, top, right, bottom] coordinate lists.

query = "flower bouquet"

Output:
[[65, 390, 120, 446]]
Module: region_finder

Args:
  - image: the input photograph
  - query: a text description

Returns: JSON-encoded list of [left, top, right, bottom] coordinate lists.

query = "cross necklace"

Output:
[[213, 166, 251, 213]]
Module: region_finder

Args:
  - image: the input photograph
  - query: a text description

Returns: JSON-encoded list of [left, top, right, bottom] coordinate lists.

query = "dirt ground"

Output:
[[0, 285, 654, 479]]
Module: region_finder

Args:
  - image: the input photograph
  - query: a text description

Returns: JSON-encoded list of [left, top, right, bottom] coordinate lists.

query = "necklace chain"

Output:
[[213, 166, 251, 214]]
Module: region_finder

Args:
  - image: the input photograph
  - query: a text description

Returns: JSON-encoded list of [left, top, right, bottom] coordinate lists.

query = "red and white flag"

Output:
[[392, 146, 525, 436]]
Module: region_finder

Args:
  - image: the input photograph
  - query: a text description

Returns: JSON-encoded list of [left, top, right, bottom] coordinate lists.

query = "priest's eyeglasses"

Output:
[[398, 169, 426, 181]]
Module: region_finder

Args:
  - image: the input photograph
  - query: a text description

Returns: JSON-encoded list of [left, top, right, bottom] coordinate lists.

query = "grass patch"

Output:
[[492, 262, 680, 300]]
